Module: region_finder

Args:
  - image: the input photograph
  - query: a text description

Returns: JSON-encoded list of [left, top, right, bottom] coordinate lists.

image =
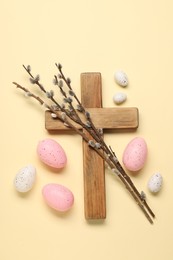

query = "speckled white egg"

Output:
[[14, 164, 36, 192], [148, 173, 163, 193], [114, 70, 128, 87], [113, 92, 127, 104]]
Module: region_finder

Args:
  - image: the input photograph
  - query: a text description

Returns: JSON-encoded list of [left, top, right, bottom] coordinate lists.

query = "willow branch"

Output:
[[13, 63, 155, 223]]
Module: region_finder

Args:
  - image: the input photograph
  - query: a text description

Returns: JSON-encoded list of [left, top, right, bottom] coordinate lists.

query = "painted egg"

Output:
[[113, 92, 127, 104], [42, 183, 74, 212], [148, 173, 163, 193], [37, 138, 67, 169], [14, 164, 36, 192], [114, 70, 128, 87], [122, 137, 148, 172]]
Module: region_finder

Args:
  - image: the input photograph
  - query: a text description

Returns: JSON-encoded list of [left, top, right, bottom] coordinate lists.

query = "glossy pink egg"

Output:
[[37, 138, 67, 169], [42, 183, 74, 212], [122, 137, 147, 172]]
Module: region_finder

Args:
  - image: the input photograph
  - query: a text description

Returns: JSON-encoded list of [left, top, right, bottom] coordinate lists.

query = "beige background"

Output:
[[1, 0, 173, 259]]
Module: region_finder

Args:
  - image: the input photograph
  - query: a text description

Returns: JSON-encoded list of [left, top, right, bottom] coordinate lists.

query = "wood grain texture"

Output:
[[44, 72, 139, 220], [81, 73, 106, 219], [45, 107, 139, 131]]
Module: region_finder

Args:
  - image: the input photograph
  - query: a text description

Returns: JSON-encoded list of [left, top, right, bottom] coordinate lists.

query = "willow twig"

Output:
[[13, 63, 155, 223]]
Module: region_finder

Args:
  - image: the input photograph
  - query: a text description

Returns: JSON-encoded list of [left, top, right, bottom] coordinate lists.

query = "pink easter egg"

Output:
[[122, 137, 148, 172], [37, 138, 67, 169], [42, 183, 74, 212]]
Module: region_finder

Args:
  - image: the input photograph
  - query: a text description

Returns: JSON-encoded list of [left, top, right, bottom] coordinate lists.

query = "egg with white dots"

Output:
[[148, 173, 163, 193], [114, 70, 128, 87], [113, 92, 127, 104], [14, 164, 36, 192]]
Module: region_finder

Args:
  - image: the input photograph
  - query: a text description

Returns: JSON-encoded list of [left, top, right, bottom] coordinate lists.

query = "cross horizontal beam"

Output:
[[45, 107, 139, 131]]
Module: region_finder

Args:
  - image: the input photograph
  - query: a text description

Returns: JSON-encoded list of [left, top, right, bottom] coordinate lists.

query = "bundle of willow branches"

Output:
[[13, 63, 155, 224]]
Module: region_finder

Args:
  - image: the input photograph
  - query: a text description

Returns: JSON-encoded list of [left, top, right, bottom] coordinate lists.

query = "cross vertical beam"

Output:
[[81, 73, 106, 219]]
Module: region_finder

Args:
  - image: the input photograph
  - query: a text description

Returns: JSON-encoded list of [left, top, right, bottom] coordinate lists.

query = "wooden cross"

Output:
[[45, 73, 139, 219]]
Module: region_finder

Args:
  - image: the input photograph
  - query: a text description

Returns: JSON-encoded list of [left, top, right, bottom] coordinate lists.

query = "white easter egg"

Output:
[[148, 173, 163, 193], [113, 92, 127, 104], [114, 70, 128, 87], [14, 164, 36, 192]]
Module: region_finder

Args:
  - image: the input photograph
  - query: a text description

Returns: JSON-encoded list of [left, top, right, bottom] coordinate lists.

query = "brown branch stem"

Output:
[[13, 64, 155, 224]]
